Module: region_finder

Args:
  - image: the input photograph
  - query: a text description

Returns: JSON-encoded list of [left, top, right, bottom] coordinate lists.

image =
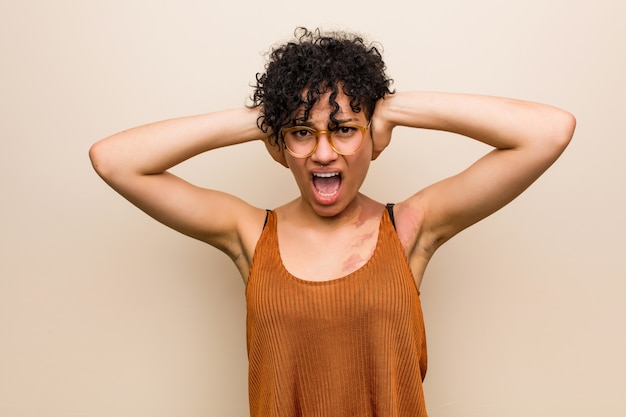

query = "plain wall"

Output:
[[1, 0, 624, 416]]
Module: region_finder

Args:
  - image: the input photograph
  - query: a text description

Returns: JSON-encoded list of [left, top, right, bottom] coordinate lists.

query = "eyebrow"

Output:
[[291, 118, 357, 128]]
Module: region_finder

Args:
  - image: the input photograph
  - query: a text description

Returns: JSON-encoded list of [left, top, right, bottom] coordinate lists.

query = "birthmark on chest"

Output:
[[342, 253, 367, 274], [341, 230, 376, 274]]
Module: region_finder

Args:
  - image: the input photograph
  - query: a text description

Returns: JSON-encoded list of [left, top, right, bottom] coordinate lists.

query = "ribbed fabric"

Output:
[[246, 209, 428, 417]]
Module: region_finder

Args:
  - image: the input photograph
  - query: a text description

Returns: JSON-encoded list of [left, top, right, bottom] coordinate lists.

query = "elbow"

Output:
[[561, 110, 576, 143], [89, 140, 116, 181], [537, 108, 576, 157], [88, 141, 105, 176], [553, 109, 576, 150]]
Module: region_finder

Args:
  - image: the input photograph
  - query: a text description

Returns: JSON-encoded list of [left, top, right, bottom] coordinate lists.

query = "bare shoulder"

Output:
[[393, 194, 433, 286], [236, 203, 270, 262], [208, 197, 268, 279]]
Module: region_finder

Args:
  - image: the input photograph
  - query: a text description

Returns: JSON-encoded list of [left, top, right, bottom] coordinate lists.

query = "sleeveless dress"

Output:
[[246, 208, 428, 417]]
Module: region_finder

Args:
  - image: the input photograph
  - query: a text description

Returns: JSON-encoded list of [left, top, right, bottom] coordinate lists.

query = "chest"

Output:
[[247, 222, 422, 328], [277, 222, 380, 282]]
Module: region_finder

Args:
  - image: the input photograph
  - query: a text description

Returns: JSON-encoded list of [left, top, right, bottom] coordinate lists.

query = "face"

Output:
[[284, 91, 373, 218]]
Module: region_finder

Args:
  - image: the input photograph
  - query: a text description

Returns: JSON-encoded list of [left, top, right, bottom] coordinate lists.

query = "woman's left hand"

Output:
[[370, 96, 395, 160]]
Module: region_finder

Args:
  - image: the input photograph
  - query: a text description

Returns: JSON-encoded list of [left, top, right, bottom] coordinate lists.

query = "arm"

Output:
[[89, 107, 267, 262], [372, 91, 576, 253]]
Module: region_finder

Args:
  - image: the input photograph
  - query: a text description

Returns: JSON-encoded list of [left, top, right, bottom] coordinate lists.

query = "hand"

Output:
[[370, 96, 394, 160]]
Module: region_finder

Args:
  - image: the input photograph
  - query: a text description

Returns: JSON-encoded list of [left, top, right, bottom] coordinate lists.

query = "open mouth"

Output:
[[312, 172, 342, 197]]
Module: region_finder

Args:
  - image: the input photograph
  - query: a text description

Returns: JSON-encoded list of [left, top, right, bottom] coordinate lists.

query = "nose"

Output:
[[311, 132, 338, 164]]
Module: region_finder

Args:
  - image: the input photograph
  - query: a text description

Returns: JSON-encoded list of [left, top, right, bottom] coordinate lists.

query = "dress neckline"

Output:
[[272, 209, 391, 285]]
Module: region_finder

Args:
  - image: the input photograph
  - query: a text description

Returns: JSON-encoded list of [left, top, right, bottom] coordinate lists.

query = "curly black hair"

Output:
[[250, 27, 394, 147]]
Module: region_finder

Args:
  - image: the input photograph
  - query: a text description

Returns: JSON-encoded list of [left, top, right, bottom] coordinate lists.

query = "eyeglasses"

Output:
[[281, 122, 371, 158]]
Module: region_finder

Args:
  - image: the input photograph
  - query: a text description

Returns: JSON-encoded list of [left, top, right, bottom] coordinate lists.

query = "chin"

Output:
[[311, 194, 360, 219]]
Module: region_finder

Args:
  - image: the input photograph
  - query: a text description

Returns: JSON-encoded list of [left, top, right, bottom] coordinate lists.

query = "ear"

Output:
[[263, 137, 289, 168]]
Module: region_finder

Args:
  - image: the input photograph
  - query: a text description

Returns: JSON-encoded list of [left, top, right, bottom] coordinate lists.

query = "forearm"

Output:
[[89, 107, 264, 179], [380, 91, 575, 151]]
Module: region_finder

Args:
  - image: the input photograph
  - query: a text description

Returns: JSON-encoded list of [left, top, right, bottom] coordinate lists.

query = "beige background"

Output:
[[1, 0, 624, 416]]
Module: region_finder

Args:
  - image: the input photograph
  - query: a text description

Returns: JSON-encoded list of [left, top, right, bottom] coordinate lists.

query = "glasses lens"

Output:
[[284, 127, 317, 156], [330, 125, 364, 154]]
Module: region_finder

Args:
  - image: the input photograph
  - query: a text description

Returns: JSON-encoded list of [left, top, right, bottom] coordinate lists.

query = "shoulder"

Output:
[[393, 192, 442, 259], [222, 203, 269, 280], [392, 195, 436, 280], [392, 197, 426, 250]]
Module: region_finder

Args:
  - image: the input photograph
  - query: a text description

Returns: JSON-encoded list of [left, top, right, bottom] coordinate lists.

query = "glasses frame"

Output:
[[281, 121, 371, 158]]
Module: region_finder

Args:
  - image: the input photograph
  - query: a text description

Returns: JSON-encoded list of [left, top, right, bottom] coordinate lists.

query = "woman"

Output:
[[89, 28, 575, 416]]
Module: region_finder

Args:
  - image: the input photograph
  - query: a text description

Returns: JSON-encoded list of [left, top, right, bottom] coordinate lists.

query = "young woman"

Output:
[[89, 28, 575, 416]]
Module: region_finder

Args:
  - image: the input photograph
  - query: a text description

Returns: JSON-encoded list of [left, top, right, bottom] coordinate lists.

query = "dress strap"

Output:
[[386, 203, 396, 230], [263, 209, 270, 229]]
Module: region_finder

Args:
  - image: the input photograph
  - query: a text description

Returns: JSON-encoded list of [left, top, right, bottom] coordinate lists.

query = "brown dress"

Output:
[[246, 208, 428, 417]]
